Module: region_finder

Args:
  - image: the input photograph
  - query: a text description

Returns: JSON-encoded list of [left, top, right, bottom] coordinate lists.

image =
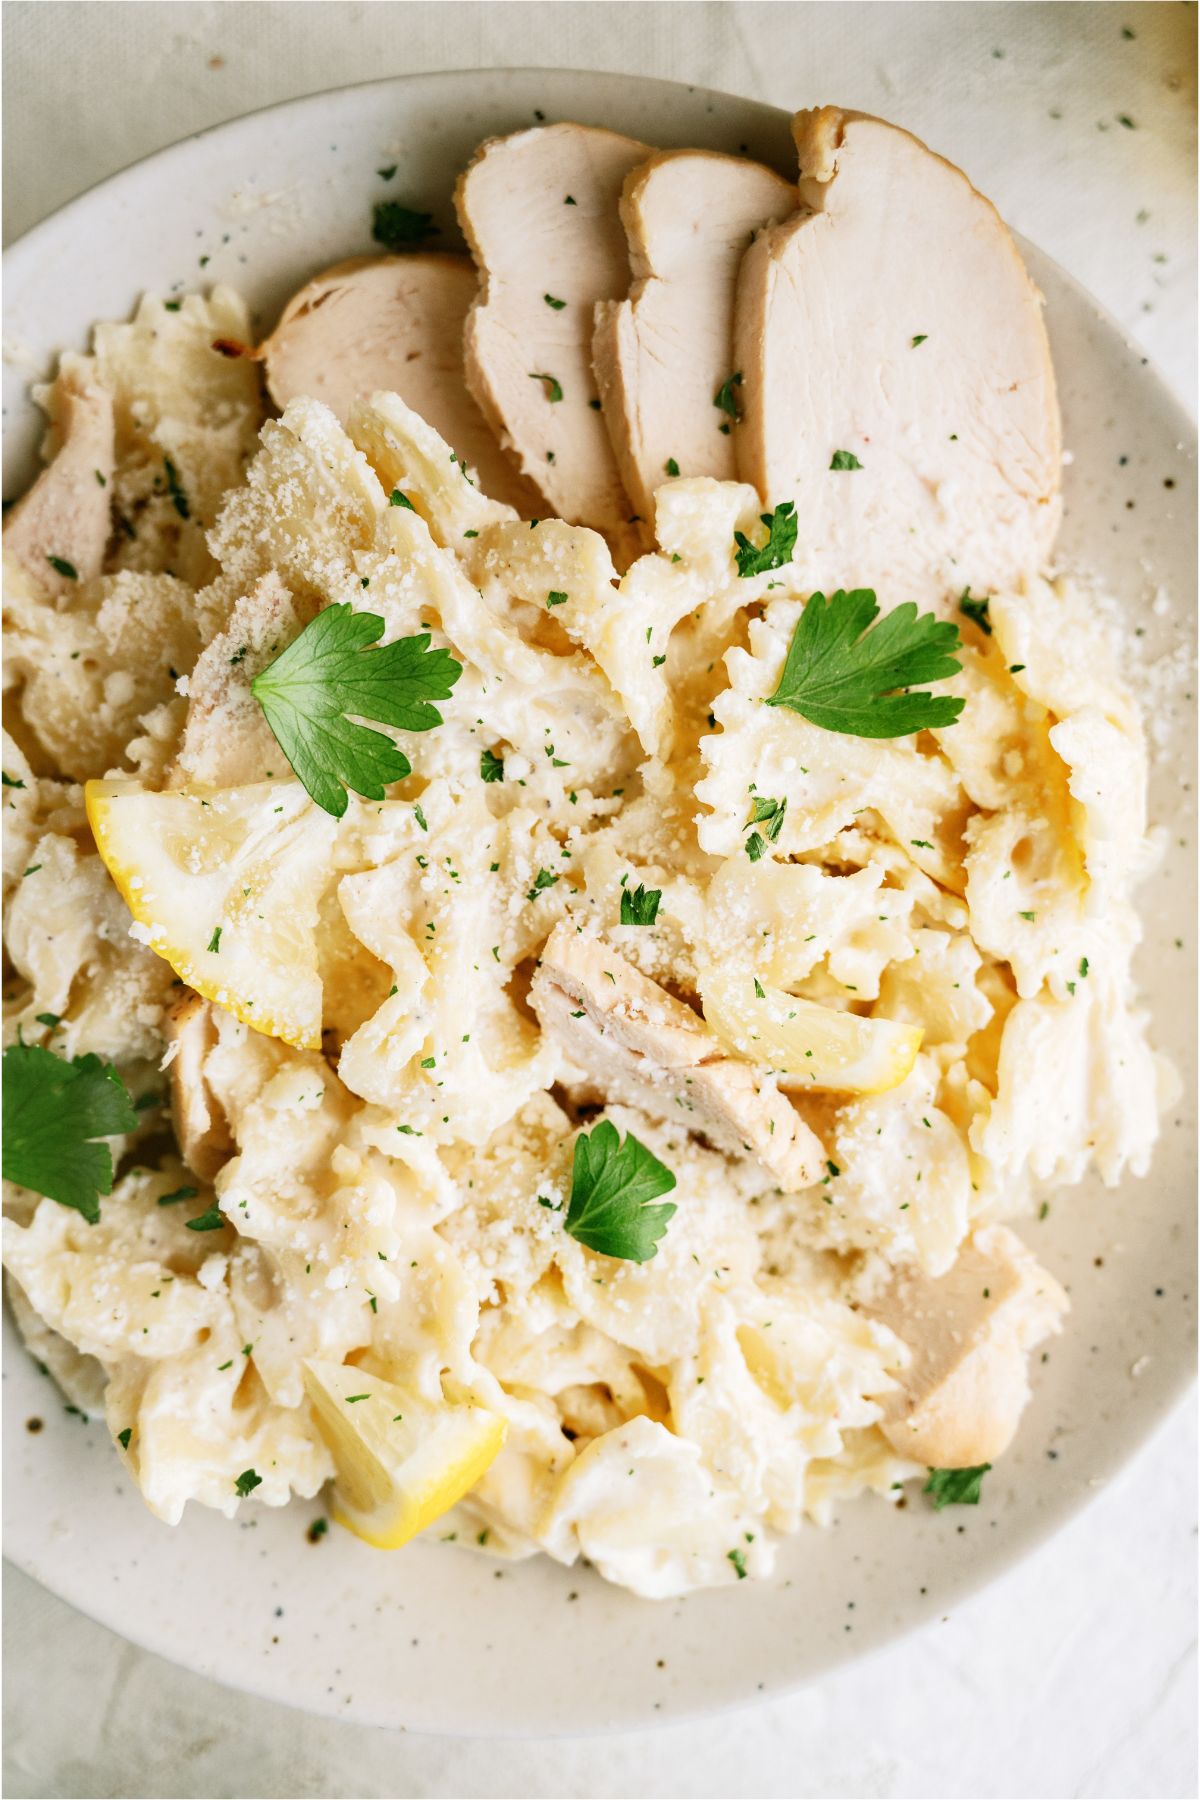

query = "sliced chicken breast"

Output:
[[864, 1223, 1068, 1466], [258, 254, 538, 515], [455, 123, 650, 552], [735, 106, 1061, 602], [3, 361, 114, 599], [164, 993, 234, 1182], [531, 924, 824, 1191], [593, 150, 795, 521]]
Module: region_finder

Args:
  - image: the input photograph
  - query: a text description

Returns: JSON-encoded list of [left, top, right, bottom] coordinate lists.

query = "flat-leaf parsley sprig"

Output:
[[563, 1120, 677, 1263], [251, 605, 462, 817], [767, 588, 964, 738], [2, 1043, 138, 1222]]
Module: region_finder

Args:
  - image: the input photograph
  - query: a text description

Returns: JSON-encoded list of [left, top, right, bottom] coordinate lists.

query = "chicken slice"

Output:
[[3, 361, 114, 599], [593, 150, 795, 521], [258, 254, 538, 515], [530, 923, 824, 1190], [734, 107, 1061, 602], [455, 123, 650, 554], [164, 993, 234, 1182], [863, 1223, 1067, 1467]]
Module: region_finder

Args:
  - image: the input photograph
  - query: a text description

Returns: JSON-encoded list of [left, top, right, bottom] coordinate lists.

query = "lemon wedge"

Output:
[[701, 966, 921, 1095], [86, 778, 336, 1049], [302, 1359, 507, 1550]]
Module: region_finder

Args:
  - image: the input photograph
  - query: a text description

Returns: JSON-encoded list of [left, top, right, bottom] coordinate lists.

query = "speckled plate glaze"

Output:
[[3, 69, 1196, 1737]]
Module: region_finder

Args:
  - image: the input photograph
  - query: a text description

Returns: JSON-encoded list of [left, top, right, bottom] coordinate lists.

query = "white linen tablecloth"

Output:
[[3, 5, 1196, 1797]]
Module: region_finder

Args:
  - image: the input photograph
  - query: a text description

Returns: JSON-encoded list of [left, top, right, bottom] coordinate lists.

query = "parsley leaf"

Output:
[[829, 449, 862, 470], [714, 372, 743, 420], [924, 1464, 991, 1510], [748, 795, 787, 841], [529, 372, 564, 402], [251, 606, 461, 817], [619, 882, 662, 926], [543, 293, 566, 310], [372, 201, 438, 249], [185, 1203, 225, 1232], [526, 868, 559, 903], [234, 1468, 263, 1497], [480, 748, 505, 783], [563, 1120, 677, 1263], [734, 502, 797, 579], [728, 1547, 749, 1579], [46, 554, 78, 581], [156, 1185, 198, 1207], [958, 587, 993, 635], [2, 1044, 137, 1223], [766, 588, 964, 738]]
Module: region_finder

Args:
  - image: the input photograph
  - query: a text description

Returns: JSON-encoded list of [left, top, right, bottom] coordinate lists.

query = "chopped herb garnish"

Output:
[[829, 449, 862, 471], [2, 1044, 137, 1222], [766, 588, 964, 737], [207, 926, 223, 954], [389, 488, 415, 510], [958, 588, 992, 635], [924, 1464, 991, 1510], [185, 1203, 224, 1232], [251, 606, 461, 817], [234, 1469, 263, 1497], [117, 1428, 132, 1450], [480, 748, 505, 783], [665, 458, 680, 477], [529, 372, 564, 402], [156, 1185, 198, 1207], [747, 795, 787, 841], [714, 372, 743, 420], [563, 1119, 677, 1263], [543, 293, 566, 310], [619, 883, 662, 926], [734, 501, 797, 578], [745, 831, 767, 862], [46, 554, 78, 581], [372, 200, 438, 249], [728, 1547, 748, 1579], [526, 868, 559, 903], [911, 334, 928, 347], [546, 590, 568, 608]]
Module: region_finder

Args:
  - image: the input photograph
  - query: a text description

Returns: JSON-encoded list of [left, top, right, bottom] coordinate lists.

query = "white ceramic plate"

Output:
[[3, 69, 1195, 1737]]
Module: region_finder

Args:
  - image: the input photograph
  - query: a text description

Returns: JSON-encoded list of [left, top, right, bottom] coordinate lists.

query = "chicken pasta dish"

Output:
[[1, 107, 1166, 1597]]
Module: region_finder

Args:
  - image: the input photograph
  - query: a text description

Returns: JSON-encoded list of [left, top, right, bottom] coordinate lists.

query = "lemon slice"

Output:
[[86, 778, 336, 1049], [701, 966, 922, 1095], [303, 1358, 507, 1550]]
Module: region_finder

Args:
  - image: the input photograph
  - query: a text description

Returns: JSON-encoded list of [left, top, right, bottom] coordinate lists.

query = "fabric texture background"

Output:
[[2, 5, 1195, 1797]]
